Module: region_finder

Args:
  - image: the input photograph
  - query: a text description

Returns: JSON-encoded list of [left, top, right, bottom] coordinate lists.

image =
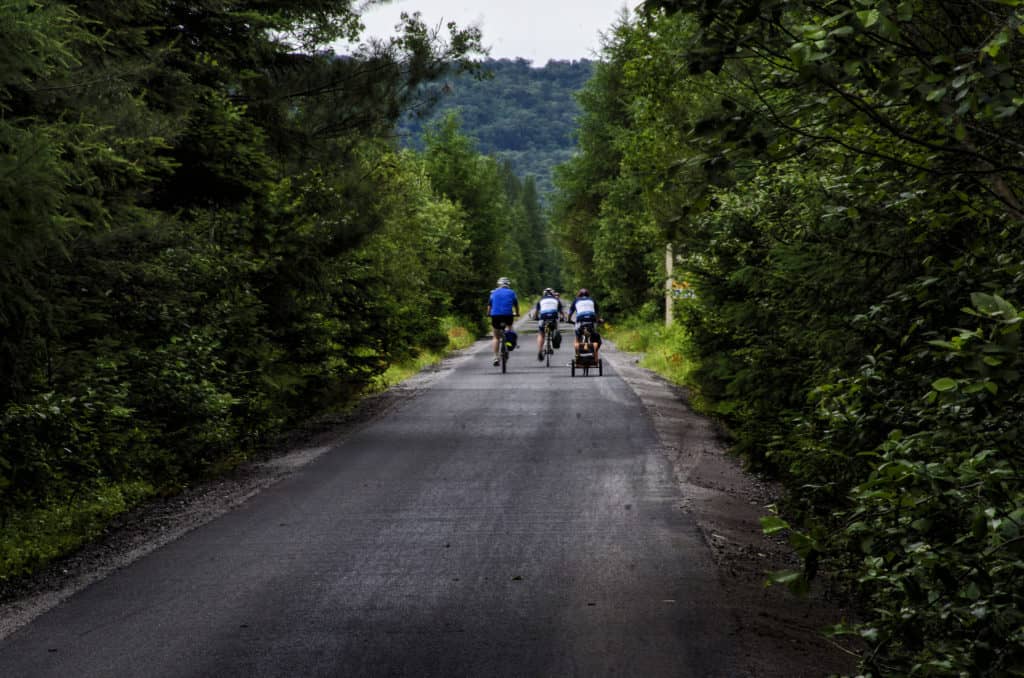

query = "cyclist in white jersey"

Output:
[[532, 288, 564, 361], [566, 288, 601, 362]]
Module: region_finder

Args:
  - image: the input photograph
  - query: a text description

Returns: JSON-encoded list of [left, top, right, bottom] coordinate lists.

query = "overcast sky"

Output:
[[351, 1, 632, 64]]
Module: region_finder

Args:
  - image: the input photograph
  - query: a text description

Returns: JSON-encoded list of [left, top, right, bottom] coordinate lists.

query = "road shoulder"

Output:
[[605, 344, 858, 678]]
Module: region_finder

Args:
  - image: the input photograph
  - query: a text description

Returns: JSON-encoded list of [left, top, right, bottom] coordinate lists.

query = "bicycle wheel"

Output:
[[598, 359, 603, 376], [497, 325, 510, 373]]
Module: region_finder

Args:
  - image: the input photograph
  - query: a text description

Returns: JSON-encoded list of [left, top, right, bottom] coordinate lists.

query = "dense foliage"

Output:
[[0, 1, 551, 579], [554, 2, 1024, 675], [399, 58, 595, 197]]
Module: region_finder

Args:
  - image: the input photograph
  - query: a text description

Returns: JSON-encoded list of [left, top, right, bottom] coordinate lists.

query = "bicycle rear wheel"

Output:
[[498, 326, 510, 373]]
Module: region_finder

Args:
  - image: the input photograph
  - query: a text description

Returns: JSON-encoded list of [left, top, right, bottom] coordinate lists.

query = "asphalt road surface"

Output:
[[0, 332, 742, 677]]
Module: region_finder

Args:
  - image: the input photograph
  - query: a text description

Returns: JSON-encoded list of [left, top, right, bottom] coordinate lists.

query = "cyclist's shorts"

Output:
[[490, 314, 514, 330], [537, 316, 558, 332]]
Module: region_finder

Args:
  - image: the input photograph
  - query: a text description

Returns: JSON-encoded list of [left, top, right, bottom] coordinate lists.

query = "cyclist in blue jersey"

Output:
[[567, 288, 601, 362], [487, 277, 520, 366]]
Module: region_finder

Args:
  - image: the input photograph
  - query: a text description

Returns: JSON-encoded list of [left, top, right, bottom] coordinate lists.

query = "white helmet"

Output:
[[497, 277, 511, 287]]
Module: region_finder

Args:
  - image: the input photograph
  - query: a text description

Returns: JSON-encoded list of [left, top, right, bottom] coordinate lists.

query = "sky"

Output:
[[350, 1, 632, 64]]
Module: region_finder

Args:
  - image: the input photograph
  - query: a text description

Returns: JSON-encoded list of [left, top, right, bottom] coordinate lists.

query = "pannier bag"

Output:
[[552, 332, 562, 348], [504, 329, 518, 350]]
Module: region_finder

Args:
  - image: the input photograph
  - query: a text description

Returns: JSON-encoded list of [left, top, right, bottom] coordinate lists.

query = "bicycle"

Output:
[[570, 321, 602, 377], [541, 317, 558, 367], [494, 322, 514, 373]]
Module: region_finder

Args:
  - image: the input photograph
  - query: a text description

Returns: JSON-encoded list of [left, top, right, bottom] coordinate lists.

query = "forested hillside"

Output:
[[399, 58, 595, 196], [553, 2, 1024, 675], [0, 1, 553, 580]]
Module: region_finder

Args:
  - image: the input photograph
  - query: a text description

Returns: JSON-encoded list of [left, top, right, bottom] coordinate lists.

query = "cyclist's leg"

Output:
[[490, 317, 503, 364], [536, 318, 545, 359]]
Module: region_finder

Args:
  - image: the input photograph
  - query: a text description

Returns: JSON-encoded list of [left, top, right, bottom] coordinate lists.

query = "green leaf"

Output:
[[878, 16, 901, 39], [767, 569, 803, 585], [760, 515, 791, 535], [971, 292, 1018, 318], [983, 29, 1011, 58], [857, 9, 880, 27], [788, 42, 809, 67], [932, 377, 958, 392], [767, 569, 811, 596]]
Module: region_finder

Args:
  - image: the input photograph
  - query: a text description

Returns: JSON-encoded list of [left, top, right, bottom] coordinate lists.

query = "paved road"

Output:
[[0, 333, 740, 677]]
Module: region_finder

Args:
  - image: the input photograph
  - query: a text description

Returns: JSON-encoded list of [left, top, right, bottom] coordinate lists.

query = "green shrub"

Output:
[[0, 481, 153, 581]]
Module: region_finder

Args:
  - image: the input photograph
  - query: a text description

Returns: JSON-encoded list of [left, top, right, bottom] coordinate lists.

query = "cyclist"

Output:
[[533, 287, 564, 361], [567, 288, 601, 362], [486, 276, 520, 366]]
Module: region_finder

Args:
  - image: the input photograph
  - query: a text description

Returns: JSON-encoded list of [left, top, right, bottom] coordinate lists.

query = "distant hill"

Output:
[[399, 58, 595, 197]]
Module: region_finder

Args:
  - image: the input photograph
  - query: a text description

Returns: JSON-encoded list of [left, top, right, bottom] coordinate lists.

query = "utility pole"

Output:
[[665, 243, 673, 326]]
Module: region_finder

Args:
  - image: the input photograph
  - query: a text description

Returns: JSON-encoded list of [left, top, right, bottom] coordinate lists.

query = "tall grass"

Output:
[[605, 319, 692, 386]]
